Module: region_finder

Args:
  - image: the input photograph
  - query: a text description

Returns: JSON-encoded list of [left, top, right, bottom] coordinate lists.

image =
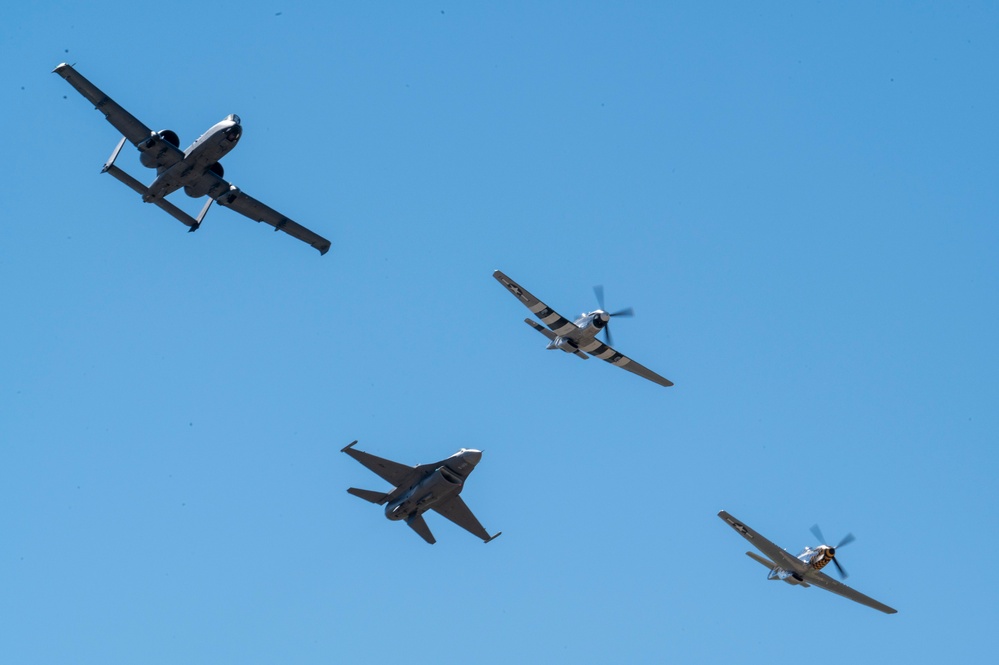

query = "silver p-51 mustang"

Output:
[[342, 441, 501, 544], [493, 270, 673, 387], [53, 63, 330, 254], [718, 510, 897, 614]]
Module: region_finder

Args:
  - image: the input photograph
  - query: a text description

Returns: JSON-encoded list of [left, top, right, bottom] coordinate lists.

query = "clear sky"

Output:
[[2, 2, 997, 663]]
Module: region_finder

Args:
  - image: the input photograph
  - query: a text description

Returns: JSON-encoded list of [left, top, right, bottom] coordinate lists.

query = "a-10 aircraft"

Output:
[[493, 270, 673, 387], [342, 441, 501, 544], [718, 510, 897, 614], [53, 63, 330, 255]]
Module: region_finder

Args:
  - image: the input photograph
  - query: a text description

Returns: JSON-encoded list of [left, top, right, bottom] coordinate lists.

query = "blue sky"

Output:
[[2, 2, 997, 662]]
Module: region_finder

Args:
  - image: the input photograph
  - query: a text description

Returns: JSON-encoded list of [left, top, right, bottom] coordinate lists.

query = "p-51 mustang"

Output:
[[493, 270, 673, 387], [718, 510, 897, 614], [342, 441, 501, 544], [53, 63, 330, 255]]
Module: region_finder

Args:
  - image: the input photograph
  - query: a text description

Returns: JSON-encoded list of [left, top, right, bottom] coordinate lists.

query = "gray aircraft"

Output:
[[342, 441, 501, 544], [493, 270, 673, 387], [718, 510, 897, 614], [53, 63, 330, 254]]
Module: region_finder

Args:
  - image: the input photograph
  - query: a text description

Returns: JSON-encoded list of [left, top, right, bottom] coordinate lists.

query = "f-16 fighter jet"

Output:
[[493, 270, 673, 387], [718, 510, 897, 614], [53, 63, 330, 255], [342, 441, 501, 544]]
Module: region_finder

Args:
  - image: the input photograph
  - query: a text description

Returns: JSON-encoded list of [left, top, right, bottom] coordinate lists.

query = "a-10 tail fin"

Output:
[[347, 487, 389, 504]]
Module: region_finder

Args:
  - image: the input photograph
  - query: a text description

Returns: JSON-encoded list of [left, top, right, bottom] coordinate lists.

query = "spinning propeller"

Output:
[[810, 524, 856, 579], [593, 285, 634, 347]]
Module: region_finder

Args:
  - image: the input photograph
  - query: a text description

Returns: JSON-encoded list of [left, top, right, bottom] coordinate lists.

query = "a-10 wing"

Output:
[[53, 63, 184, 167], [806, 571, 897, 614], [206, 172, 331, 255], [493, 270, 579, 337]]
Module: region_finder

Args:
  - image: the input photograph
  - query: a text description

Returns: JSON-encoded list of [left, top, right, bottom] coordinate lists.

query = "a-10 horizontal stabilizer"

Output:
[[347, 487, 389, 504]]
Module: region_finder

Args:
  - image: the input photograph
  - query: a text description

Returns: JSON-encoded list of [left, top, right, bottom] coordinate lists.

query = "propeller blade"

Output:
[[810, 524, 826, 544], [609, 307, 634, 318], [604, 323, 614, 347], [831, 556, 848, 579], [593, 285, 605, 311], [836, 532, 856, 549]]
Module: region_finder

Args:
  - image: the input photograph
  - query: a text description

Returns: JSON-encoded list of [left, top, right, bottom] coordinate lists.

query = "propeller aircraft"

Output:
[[493, 270, 673, 387], [53, 63, 331, 254], [718, 510, 897, 614]]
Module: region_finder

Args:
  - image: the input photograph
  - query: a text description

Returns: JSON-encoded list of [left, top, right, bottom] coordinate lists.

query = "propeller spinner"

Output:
[[593, 285, 634, 346], [810, 524, 856, 579]]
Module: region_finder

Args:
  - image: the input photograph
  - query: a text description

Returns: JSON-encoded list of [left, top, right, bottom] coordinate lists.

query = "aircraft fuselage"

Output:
[[384, 449, 481, 522], [765, 546, 834, 585], [546, 310, 609, 352], [140, 116, 242, 202]]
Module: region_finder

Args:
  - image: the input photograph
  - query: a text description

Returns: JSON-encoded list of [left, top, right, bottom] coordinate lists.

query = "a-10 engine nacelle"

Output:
[[183, 162, 225, 198], [217, 184, 241, 206], [139, 129, 180, 168]]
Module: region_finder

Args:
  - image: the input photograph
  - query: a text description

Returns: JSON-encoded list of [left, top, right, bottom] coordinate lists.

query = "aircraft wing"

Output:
[[577, 338, 673, 387], [431, 495, 500, 543], [208, 174, 331, 255], [341, 441, 418, 488], [493, 270, 579, 337], [54, 63, 184, 165], [806, 571, 898, 614], [718, 511, 806, 574]]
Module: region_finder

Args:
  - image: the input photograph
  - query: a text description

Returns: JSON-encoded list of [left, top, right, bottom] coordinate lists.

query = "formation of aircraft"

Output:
[[493, 270, 673, 388], [53, 62, 898, 614], [718, 510, 897, 613], [342, 441, 501, 544], [53, 63, 331, 255]]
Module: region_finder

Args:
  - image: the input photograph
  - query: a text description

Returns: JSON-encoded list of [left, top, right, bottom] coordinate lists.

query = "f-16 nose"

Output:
[[462, 449, 483, 465]]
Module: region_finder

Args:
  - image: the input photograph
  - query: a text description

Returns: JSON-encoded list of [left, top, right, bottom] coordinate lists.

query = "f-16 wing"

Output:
[[718, 511, 806, 574], [341, 441, 419, 488], [54, 63, 184, 166], [432, 495, 501, 543], [806, 571, 897, 614], [577, 338, 674, 387], [493, 270, 579, 337], [206, 172, 331, 254]]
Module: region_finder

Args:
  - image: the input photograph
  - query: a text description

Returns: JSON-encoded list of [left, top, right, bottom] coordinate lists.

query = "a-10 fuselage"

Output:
[[385, 449, 481, 521], [547, 311, 610, 352], [139, 115, 242, 202]]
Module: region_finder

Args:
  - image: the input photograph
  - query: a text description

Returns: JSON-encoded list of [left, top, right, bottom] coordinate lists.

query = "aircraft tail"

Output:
[[745, 551, 777, 569], [347, 487, 389, 504], [406, 513, 436, 544], [525, 318, 589, 359], [101, 136, 209, 230]]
